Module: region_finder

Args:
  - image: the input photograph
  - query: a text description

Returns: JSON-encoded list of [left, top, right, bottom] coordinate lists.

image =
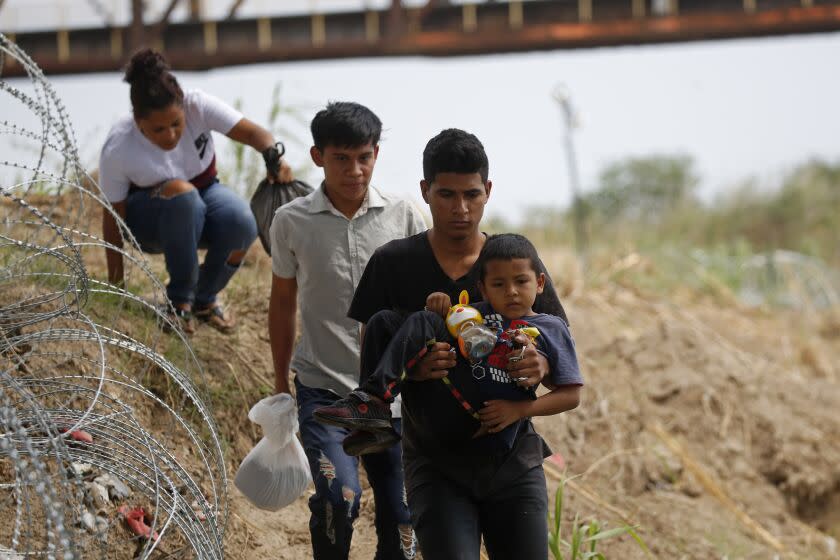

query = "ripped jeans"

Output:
[[125, 180, 257, 308], [295, 377, 416, 560]]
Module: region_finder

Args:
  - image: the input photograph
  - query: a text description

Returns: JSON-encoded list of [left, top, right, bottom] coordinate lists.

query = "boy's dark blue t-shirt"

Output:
[[347, 231, 575, 465], [447, 302, 583, 452]]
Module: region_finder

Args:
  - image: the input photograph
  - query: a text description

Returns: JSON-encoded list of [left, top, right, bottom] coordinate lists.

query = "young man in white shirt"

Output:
[[268, 102, 426, 560]]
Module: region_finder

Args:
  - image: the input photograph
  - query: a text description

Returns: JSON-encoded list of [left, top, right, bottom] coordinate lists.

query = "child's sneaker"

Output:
[[313, 390, 392, 430], [342, 428, 401, 456]]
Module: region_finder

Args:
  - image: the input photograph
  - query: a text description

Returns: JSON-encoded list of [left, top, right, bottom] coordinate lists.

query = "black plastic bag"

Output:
[[250, 178, 314, 255]]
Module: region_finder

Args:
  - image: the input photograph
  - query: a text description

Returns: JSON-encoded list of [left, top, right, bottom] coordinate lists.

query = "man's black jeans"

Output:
[[408, 462, 549, 559]]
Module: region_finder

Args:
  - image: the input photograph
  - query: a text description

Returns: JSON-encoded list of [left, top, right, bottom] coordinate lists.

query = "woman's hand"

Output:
[[226, 119, 294, 183], [425, 292, 451, 317], [479, 400, 528, 433], [275, 158, 294, 183], [506, 332, 549, 388], [262, 143, 294, 184]]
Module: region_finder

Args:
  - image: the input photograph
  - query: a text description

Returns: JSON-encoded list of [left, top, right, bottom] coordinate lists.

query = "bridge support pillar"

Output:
[[203, 21, 217, 54], [57, 29, 69, 62], [312, 14, 326, 46], [5, 33, 17, 67], [366, 10, 380, 43], [110, 28, 123, 60], [257, 18, 271, 51], [462, 4, 477, 32], [579, 0, 592, 22], [509, 1, 523, 30], [633, 0, 645, 18]]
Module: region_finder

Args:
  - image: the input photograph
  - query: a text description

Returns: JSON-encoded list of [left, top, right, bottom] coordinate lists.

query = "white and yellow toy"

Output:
[[445, 291, 498, 362]]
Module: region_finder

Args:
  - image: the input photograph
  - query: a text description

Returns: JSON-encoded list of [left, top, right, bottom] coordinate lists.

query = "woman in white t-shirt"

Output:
[[100, 48, 292, 333]]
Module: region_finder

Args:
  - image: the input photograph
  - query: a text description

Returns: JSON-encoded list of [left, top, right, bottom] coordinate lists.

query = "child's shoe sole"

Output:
[[342, 428, 401, 456]]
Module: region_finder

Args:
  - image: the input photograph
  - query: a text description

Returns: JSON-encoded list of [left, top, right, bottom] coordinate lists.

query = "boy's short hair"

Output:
[[477, 233, 541, 282], [422, 128, 489, 184], [310, 101, 382, 151]]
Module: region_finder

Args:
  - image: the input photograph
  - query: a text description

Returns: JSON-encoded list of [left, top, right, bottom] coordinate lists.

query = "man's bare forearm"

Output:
[[268, 279, 297, 394]]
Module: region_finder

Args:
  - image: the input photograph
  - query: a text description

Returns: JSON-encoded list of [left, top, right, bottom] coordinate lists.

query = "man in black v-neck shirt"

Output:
[[346, 129, 570, 560]]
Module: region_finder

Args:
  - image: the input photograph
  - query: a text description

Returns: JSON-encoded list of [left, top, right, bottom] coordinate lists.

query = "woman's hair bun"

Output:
[[124, 48, 171, 86]]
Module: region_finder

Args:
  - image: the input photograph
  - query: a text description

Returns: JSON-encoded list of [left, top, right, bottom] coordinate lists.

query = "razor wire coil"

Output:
[[1, 32, 228, 559]]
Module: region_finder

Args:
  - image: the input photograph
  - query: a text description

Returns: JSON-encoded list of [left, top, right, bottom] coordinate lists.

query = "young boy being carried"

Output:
[[268, 102, 426, 560], [315, 232, 582, 454]]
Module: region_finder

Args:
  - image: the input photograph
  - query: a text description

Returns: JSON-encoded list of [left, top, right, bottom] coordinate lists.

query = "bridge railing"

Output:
[[1, 0, 837, 77]]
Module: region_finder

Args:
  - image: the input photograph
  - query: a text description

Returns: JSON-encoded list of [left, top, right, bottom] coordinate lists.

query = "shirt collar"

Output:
[[308, 182, 387, 216]]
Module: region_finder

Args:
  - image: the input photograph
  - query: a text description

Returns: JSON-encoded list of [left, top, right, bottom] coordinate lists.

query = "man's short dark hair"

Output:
[[310, 101, 382, 151], [422, 128, 489, 184], [477, 233, 540, 282]]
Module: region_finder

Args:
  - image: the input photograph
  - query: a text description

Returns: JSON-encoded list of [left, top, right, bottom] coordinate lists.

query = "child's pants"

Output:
[[359, 309, 449, 399]]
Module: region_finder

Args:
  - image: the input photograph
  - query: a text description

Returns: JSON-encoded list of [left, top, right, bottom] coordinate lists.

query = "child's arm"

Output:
[[478, 385, 581, 433], [425, 291, 451, 317]]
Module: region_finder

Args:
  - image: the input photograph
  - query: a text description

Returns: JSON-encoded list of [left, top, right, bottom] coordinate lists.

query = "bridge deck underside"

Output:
[[2, 0, 839, 76]]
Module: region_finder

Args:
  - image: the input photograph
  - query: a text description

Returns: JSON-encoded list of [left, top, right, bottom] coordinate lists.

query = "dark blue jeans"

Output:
[[295, 378, 416, 560], [125, 180, 257, 308], [360, 309, 448, 399]]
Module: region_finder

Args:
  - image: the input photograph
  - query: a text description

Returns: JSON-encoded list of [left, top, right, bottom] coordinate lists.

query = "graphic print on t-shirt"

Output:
[[194, 133, 209, 159], [478, 312, 530, 385]]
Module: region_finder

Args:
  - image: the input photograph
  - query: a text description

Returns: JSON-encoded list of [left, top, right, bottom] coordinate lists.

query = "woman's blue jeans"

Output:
[[125, 180, 257, 308]]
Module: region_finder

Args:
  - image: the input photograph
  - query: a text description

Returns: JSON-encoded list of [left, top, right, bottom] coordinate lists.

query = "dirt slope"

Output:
[[192, 249, 839, 559], [9, 197, 835, 559]]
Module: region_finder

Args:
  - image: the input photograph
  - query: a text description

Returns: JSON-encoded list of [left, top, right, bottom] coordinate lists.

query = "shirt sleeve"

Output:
[[269, 211, 298, 279], [348, 248, 390, 324], [406, 201, 427, 236], [98, 143, 131, 203], [191, 89, 244, 135], [533, 315, 583, 387], [533, 257, 569, 326]]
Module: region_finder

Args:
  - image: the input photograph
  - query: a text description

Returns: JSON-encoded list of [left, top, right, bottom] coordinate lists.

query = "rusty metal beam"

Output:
[[157, 0, 182, 28], [85, 0, 114, 26], [189, 0, 201, 20], [129, 0, 144, 51], [151, 0, 182, 41], [419, 0, 452, 23], [386, 0, 404, 37], [5, 3, 840, 78], [227, 0, 247, 20]]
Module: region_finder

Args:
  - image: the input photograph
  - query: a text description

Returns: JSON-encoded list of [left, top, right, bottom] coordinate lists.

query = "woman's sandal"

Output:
[[194, 304, 235, 333], [161, 306, 195, 335]]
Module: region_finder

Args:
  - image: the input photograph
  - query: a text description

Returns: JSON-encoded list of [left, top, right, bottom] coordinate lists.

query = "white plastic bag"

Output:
[[234, 394, 312, 511]]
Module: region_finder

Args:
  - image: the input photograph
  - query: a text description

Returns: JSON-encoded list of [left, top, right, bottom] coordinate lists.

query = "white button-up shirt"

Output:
[[270, 183, 427, 396]]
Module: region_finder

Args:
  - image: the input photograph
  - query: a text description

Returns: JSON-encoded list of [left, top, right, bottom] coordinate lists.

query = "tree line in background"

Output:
[[495, 154, 840, 269]]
